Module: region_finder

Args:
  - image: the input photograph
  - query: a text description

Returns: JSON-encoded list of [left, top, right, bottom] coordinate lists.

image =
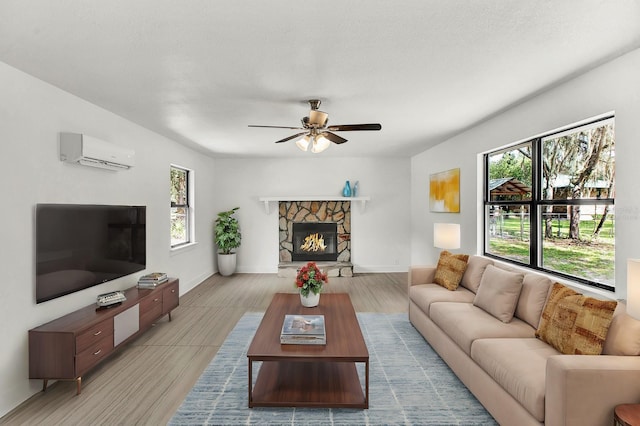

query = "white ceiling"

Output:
[[1, 1, 639, 158]]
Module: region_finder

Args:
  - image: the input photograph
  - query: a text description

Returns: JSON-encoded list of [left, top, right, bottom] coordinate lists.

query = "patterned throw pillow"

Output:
[[536, 283, 617, 355], [433, 250, 469, 291], [536, 283, 579, 340]]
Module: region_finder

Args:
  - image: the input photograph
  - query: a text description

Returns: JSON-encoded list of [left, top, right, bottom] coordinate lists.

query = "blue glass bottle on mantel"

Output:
[[352, 181, 359, 197], [342, 180, 352, 197]]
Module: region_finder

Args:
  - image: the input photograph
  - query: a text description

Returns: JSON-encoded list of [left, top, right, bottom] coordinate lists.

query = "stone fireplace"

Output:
[[278, 200, 352, 277]]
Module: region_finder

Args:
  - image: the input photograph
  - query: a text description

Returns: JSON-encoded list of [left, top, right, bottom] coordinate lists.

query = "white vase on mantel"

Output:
[[300, 291, 320, 307]]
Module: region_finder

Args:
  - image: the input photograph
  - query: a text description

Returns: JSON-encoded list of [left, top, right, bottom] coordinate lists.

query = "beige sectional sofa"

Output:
[[408, 255, 640, 426]]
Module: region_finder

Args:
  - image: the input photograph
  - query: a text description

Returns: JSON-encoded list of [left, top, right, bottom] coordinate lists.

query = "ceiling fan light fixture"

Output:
[[311, 134, 331, 153], [308, 110, 329, 127], [295, 134, 310, 151]]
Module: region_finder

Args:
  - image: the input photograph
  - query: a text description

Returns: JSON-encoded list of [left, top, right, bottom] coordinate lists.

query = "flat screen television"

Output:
[[35, 204, 146, 304]]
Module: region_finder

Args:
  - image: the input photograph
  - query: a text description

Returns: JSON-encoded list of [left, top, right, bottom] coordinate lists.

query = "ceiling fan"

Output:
[[248, 99, 382, 153]]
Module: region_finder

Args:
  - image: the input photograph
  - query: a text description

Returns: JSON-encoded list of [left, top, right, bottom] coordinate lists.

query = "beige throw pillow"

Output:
[[460, 256, 493, 293], [536, 283, 617, 355], [433, 250, 469, 291], [515, 273, 553, 329], [473, 265, 524, 323], [603, 303, 640, 356]]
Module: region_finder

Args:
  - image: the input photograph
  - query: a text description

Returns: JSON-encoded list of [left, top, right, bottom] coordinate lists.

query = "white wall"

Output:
[[212, 157, 411, 273], [411, 48, 640, 301], [0, 62, 217, 417]]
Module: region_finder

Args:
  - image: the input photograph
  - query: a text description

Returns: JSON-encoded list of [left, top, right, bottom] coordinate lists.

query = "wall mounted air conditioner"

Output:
[[59, 132, 135, 171]]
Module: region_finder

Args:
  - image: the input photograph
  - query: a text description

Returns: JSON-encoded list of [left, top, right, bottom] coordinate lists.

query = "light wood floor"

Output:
[[2, 272, 408, 425]]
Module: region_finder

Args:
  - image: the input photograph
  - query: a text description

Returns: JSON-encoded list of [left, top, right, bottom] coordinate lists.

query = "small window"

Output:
[[170, 165, 193, 248]]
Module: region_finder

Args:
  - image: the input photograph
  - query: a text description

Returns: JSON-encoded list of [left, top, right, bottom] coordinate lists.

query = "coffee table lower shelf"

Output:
[[249, 360, 368, 409]]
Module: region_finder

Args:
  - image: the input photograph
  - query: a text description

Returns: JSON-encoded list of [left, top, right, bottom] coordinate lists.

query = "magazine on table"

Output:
[[280, 314, 326, 345]]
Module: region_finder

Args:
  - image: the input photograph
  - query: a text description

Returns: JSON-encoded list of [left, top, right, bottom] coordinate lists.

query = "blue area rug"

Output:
[[169, 313, 497, 425]]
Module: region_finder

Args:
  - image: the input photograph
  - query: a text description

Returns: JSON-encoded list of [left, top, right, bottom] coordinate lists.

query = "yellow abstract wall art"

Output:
[[429, 168, 460, 212]]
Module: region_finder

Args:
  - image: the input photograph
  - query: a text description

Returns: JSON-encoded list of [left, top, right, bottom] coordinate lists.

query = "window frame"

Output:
[[483, 115, 615, 291], [170, 165, 194, 249]]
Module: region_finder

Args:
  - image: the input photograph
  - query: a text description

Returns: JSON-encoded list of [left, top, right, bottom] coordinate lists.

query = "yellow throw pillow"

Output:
[[433, 250, 469, 291], [536, 283, 617, 355]]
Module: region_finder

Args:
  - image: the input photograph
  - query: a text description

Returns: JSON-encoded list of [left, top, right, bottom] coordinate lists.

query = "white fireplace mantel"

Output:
[[258, 196, 370, 214]]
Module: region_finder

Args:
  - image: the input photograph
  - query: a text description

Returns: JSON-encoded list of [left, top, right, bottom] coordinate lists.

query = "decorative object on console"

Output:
[[295, 261, 328, 307], [626, 259, 640, 320], [137, 272, 168, 288], [429, 168, 460, 212], [96, 290, 126, 308], [433, 250, 469, 291], [214, 207, 241, 276], [434, 223, 461, 250], [342, 180, 352, 197]]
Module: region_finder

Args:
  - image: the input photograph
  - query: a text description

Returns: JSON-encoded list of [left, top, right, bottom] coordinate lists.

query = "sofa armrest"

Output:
[[546, 355, 640, 426], [408, 266, 436, 288]]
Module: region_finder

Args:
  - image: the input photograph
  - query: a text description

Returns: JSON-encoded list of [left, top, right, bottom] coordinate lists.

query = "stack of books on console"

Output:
[[280, 314, 326, 345], [137, 272, 168, 288]]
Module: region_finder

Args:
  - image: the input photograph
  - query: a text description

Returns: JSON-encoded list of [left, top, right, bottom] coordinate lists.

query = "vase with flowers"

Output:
[[295, 262, 328, 307]]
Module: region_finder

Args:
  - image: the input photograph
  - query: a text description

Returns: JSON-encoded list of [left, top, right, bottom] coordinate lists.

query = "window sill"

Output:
[[170, 241, 198, 256]]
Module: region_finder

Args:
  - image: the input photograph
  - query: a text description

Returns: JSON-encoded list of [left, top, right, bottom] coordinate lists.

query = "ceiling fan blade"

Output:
[[322, 132, 348, 144], [327, 123, 382, 131], [248, 125, 305, 130], [274, 132, 307, 144]]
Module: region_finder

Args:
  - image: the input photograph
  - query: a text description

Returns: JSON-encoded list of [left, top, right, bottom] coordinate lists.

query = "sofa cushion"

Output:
[[536, 283, 617, 355], [603, 302, 640, 355], [430, 302, 535, 356], [471, 338, 559, 422], [408, 284, 476, 316], [536, 282, 579, 341], [433, 250, 469, 290], [515, 273, 553, 328], [460, 255, 493, 293], [473, 265, 524, 323]]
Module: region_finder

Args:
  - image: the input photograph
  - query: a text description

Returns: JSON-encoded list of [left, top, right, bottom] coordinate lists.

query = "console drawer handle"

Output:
[[154, 298, 160, 302], [93, 349, 102, 356], [93, 330, 102, 336]]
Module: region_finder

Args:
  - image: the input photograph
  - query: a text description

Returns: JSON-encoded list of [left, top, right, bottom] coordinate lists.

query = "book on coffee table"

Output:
[[280, 314, 326, 345]]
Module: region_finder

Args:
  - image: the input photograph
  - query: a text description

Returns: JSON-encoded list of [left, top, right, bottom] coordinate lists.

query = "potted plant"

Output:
[[295, 262, 328, 307], [214, 207, 241, 276]]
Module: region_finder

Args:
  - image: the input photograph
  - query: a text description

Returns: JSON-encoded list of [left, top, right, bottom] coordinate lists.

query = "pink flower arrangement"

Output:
[[295, 262, 328, 297]]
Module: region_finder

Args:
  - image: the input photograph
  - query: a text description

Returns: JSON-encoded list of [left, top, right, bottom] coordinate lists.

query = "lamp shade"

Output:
[[295, 135, 310, 151], [311, 135, 331, 153], [627, 259, 640, 320], [434, 223, 460, 250]]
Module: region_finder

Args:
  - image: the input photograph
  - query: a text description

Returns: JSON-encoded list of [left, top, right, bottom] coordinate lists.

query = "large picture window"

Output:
[[484, 116, 615, 290], [170, 165, 193, 248]]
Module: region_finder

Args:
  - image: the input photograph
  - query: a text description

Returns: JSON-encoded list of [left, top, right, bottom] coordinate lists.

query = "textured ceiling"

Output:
[[1, 0, 639, 158]]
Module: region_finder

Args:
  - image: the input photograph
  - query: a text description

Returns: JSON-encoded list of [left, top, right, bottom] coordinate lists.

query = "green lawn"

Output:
[[488, 216, 614, 285]]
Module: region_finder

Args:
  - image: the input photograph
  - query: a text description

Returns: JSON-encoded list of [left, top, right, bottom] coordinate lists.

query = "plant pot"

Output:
[[217, 253, 237, 276], [300, 291, 320, 307]]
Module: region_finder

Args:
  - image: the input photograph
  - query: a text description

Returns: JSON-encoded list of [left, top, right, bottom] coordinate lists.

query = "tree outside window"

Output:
[[170, 166, 191, 247], [485, 116, 615, 290]]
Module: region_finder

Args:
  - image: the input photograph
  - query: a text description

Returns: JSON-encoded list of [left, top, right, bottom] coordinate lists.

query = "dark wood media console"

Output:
[[28, 278, 179, 395]]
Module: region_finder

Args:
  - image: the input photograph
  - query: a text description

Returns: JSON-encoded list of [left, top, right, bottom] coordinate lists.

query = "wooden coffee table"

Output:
[[247, 293, 369, 408]]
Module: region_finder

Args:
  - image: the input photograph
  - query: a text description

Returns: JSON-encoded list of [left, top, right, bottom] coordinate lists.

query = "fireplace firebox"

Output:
[[292, 222, 338, 262]]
